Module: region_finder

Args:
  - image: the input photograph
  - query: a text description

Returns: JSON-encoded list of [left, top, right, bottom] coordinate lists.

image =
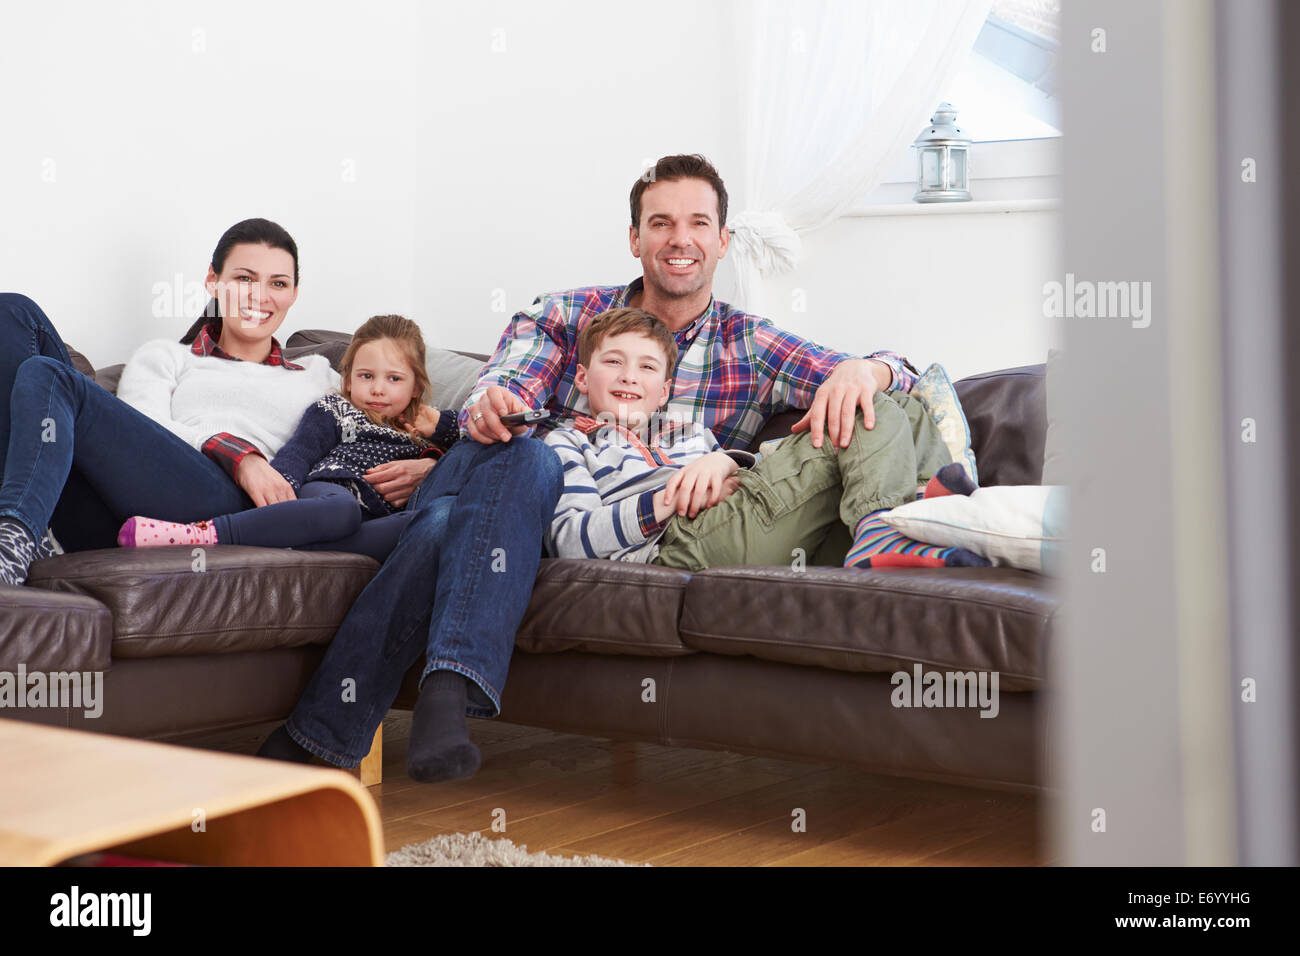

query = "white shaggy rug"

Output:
[[386, 831, 650, 867]]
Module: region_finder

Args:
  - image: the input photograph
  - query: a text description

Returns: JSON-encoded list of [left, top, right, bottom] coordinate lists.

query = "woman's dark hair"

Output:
[[180, 218, 299, 344]]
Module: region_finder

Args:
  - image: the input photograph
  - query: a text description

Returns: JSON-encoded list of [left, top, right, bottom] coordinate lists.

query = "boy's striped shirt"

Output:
[[543, 413, 756, 563]]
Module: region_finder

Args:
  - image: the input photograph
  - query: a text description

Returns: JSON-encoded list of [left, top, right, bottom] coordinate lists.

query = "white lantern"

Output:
[[912, 103, 972, 203]]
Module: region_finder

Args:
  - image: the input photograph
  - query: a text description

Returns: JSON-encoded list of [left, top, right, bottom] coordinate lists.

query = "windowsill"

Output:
[[848, 198, 1060, 217]]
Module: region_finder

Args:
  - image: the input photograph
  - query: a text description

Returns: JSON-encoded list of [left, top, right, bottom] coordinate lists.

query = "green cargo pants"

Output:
[[652, 389, 953, 571]]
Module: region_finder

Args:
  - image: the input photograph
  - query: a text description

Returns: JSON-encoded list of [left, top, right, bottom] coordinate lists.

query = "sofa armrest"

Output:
[[0, 585, 113, 673]]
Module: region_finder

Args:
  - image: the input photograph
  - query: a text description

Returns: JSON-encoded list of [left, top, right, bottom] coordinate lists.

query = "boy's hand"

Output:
[[399, 404, 441, 438], [660, 452, 739, 520]]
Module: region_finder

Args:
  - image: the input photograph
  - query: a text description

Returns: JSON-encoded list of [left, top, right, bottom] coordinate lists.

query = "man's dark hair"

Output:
[[629, 154, 728, 230]]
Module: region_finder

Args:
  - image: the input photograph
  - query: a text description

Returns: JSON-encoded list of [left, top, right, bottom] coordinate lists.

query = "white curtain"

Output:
[[728, 0, 993, 313]]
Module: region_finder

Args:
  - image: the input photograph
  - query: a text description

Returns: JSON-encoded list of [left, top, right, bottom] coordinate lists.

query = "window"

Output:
[[857, 0, 1062, 208], [953, 0, 1061, 141]]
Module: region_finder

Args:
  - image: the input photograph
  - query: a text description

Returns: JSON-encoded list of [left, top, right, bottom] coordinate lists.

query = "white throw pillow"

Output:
[[881, 485, 1067, 574]]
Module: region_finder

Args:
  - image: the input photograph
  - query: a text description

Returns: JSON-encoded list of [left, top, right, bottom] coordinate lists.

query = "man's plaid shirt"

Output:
[[459, 277, 919, 451]]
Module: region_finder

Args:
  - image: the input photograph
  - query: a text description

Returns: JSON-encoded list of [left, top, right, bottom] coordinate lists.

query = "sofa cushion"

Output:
[[954, 363, 1047, 487], [282, 328, 350, 369], [65, 345, 96, 380], [0, 583, 113, 672], [25, 547, 378, 659], [678, 565, 1055, 691], [94, 364, 124, 394], [515, 558, 695, 656]]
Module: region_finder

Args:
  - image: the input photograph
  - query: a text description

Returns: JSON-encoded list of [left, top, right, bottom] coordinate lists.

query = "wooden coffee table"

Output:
[[0, 720, 384, 866]]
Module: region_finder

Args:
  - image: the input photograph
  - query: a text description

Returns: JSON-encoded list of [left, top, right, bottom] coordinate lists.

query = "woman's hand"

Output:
[[657, 452, 740, 521], [365, 458, 435, 509], [237, 454, 297, 507], [399, 404, 441, 438]]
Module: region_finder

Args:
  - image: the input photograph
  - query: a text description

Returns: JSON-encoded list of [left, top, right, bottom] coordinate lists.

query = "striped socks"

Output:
[[844, 464, 989, 569]]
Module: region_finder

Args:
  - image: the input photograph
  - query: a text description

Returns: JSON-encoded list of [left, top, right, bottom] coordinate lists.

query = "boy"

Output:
[[543, 308, 989, 571]]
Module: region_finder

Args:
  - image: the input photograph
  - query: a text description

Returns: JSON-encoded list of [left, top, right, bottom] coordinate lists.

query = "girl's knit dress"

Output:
[[270, 393, 459, 516]]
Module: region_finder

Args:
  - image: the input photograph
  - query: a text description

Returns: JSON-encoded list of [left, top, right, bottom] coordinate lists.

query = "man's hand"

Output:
[[789, 358, 892, 449], [236, 454, 297, 507], [658, 452, 739, 521], [466, 385, 534, 445], [365, 458, 435, 509]]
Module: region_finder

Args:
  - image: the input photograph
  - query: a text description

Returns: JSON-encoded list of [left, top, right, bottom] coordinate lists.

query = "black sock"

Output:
[[407, 670, 481, 783], [256, 725, 315, 764]]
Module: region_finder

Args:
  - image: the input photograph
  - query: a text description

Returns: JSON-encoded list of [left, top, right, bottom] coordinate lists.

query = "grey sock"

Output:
[[35, 527, 64, 559], [407, 670, 481, 783], [0, 518, 39, 587]]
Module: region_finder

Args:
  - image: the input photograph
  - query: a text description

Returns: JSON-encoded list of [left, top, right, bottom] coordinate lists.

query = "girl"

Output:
[[0, 218, 362, 587], [117, 315, 458, 561]]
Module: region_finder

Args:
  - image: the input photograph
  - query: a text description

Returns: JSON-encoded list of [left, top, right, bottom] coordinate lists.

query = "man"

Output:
[[258, 154, 922, 783]]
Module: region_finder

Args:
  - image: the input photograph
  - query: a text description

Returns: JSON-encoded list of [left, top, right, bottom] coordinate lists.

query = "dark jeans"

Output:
[[283, 435, 564, 767], [0, 293, 251, 549], [213, 480, 414, 562]]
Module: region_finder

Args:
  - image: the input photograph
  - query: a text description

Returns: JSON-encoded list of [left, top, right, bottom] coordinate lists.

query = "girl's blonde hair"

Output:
[[337, 315, 432, 428]]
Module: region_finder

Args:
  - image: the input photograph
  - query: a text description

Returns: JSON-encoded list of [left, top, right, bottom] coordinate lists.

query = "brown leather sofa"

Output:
[[1, 332, 1055, 793]]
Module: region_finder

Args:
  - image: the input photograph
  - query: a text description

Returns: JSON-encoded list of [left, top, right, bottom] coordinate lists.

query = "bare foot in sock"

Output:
[[407, 670, 482, 783]]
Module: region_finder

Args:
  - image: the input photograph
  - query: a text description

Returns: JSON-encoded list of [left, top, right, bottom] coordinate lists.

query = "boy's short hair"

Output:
[[577, 308, 677, 377]]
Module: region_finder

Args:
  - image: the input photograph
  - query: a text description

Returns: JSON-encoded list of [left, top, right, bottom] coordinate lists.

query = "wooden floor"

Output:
[[188, 713, 1050, 866]]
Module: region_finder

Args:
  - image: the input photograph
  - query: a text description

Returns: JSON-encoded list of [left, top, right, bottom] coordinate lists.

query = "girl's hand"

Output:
[[659, 452, 739, 520], [365, 458, 435, 509], [237, 454, 297, 507], [399, 404, 441, 438]]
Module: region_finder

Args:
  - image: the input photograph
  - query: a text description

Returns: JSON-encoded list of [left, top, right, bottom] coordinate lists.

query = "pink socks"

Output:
[[117, 517, 218, 548]]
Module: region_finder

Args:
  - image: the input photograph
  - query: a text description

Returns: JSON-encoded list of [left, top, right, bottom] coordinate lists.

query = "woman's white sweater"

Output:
[[116, 339, 341, 459]]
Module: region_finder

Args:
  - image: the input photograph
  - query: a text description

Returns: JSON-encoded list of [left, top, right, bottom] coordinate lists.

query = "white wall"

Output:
[[411, 0, 742, 354], [755, 208, 1063, 381], [0, 0, 420, 367], [1, 0, 1058, 383]]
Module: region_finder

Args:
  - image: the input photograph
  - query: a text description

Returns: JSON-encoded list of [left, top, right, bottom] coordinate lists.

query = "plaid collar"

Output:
[[190, 320, 304, 370], [616, 276, 716, 345]]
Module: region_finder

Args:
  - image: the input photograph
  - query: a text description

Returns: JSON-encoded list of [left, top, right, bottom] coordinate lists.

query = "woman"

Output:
[[0, 218, 351, 586]]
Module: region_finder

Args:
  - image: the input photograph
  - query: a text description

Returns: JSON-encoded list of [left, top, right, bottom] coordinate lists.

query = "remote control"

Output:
[[498, 409, 552, 426]]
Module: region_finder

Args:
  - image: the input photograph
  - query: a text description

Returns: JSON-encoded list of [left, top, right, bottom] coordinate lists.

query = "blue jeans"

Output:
[[283, 435, 564, 767], [0, 294, 251, 549]]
